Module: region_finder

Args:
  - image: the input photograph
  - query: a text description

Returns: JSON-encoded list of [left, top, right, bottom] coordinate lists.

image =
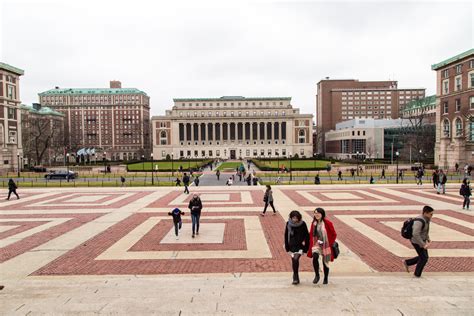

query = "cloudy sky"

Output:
[[1, 0, 472, 117]]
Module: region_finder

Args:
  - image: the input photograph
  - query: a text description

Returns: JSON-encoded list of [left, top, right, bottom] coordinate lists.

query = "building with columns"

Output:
[[152, 96, 313, 160], [0, 62, 24, 173]]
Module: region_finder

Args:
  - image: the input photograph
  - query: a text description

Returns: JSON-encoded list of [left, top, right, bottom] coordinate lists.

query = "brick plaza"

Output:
[[1, 184, 473, 314]]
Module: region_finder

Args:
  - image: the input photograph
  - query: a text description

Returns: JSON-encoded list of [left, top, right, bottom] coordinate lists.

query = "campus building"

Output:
[[432, 49, 474, 168], [315, 79, 425, 154], [0, 62, 24, 172], [401, 95, 437, 124], [151, 96, 313, 160], [38, 81, 151, 161]]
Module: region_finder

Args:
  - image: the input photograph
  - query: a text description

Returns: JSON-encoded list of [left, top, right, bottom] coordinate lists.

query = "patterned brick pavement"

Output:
[[0, 185, 472, 277]]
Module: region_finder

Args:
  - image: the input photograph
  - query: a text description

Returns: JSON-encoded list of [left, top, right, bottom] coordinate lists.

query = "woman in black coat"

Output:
[[188, 194, 203, 238], [284, 210, 309, 285]]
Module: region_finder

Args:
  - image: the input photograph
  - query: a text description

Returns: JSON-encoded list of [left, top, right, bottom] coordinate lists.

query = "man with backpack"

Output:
[[402, 205, 434, 278], [437, 170, 447, 194], [182, 173, 190, 194]]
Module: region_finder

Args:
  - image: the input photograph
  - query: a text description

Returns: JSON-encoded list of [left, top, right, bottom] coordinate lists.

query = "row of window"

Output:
[[173, 148, 305, 158], [179, 101, 286, 107], [442, 118, 474, 140], [442, 71, 474, 95], [341, 90, 423, 95], [442, 60, 474, 78], [442, 97, 474, 114], [342, 101, 392, 105], [178, 110, 287, 118]]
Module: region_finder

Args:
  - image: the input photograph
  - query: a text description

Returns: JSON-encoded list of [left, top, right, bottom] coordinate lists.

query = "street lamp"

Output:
[[171, 153, 174, 176], [151, 153, 154, 186], [142, 155, 145, 172], [103, 151, 107, 174], [289, 152, 293, 182], [17, 153, 20, 177], [188, 156, 191, 172], [356, 151, 360, 177], [418, 149, 422, 164], [395, 151, 400, 184], [66, 153, 70, 175]]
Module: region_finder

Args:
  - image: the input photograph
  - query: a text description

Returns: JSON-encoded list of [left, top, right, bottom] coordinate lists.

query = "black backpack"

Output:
[[401, 218, 425, 239]]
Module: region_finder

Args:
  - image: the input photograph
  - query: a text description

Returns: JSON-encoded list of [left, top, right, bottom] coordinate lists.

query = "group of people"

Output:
[[168, 194, 202, 239]]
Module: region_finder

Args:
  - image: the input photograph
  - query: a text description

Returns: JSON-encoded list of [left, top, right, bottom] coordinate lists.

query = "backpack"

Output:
[[401, 218, 425, 239], [460, 186, 465, 196]]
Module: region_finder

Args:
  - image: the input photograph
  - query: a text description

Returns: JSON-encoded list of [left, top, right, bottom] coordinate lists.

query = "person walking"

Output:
[[337, 170, 342, 181], [246, 174, 252, 186], [314, 174, 320, 185], [168, 207, 184, 240], [188, 194, 202, 238], [120, 176, 126, 187], [183, 173, 190, 194], [216, 169, 220, 181], [226, 177, 233, 186], [175, 177, 182, 186], [381, 168, 386, 179], [194, 176, 200, 187], [307, 208, 337, 284], [261, 185, 276, 216], [460, 178, 471, 210], [284, 210, 309, 285], [6, 179, 20, 200], [370, 175, 374, 184], [437, 170, 447, 194], [402, 206, 434, 278], [432, 170, 439, 189]]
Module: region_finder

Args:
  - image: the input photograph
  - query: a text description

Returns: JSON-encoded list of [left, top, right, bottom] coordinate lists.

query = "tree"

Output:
[[22, 115, 58, 166]]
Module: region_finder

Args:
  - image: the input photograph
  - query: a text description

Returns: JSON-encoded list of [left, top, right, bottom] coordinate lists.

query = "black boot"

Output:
[[291, 255, 300, 285], [292, 273, 300, 285], [323, 263, 329, 284], [312, 254, 320, 284]]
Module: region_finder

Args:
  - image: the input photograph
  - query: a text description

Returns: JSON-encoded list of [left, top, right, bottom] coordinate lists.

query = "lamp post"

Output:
[[103, 151, 107, 174], [313, 153, 316, 170], [17, 153, 20, 177], [142, 155, 145, 173], [66, 153, 70, 175], [395, 151, 400, 184], [418, 149, 422, 165], [171, 153, 174, 176], [356, 151, 360, 177], [289, 152, 293, 182], [188, 156, 191, 172], [151, 153, 154, 186], [277, 153, 280, 174]]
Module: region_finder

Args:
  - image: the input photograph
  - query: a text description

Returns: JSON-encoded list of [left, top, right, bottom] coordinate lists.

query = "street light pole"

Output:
[[356, 151, 360, 177], [289, 153, 293, 182], [17, 153, 20, 177], [66, 153, 70, 175], [396, 151, 400, 184], [171, 153, 174, 176], [103, 151, 107, 174], [142, 155, 145, 173]]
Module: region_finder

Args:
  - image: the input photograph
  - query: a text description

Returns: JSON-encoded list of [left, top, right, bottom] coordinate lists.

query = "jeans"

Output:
[[191, 213, 200, 234], [437, 183, 445, 194], [174, 221, 182, 236], [463, 195, 470, 209], [405, 243, 429, 277], [263, 201, 276, 214], [7, 189, 19, 200], [184, 184, 189, 194]]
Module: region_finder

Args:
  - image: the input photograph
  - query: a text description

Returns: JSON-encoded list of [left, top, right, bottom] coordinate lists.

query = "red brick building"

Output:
[[0, 62, 24, 173], [39, 81, 151, 161], [432, 49, 474, 168], [316, 79, 425, 154]]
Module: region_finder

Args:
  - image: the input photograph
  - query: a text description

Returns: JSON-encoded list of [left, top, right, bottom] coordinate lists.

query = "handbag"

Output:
[[332, 241, 340, 259]]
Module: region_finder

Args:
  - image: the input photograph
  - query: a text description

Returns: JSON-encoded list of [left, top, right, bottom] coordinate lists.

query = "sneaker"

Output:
[[260, 213, 265, 217], [402, 260, 409, 273], [192, 234, 195, 238], [176, 236, 179, 240]]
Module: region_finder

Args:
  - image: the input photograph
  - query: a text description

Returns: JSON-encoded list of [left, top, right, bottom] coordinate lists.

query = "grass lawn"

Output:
[[255, 159, 329, 170], [217, 162, 244, 171], [128, 160, 208, 171]]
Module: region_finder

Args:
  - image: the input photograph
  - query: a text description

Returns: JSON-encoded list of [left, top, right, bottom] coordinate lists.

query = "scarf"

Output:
[[287, 220, 304, 245], [314, 221, 332, 265]]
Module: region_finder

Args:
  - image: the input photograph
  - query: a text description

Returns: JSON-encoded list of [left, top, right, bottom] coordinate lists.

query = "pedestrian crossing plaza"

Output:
[[1, 184, 472, 278]]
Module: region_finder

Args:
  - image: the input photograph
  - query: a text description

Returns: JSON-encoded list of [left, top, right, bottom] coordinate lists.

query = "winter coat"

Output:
[[168, 208, 184, 224], [307, 218, 337, 261], [461, 184, 472, 196], [188, 198, 202, 215], [284, 221, 309, 253]]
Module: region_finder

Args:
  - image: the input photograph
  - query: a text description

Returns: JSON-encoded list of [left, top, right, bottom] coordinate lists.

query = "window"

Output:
[[455, 118, 463, 137], [443, 69, 449, 78], [298, 129, 306, 144], [471, 60, 474, 68], [455, 99, 461, 112], [160, 131, 167, 145], [455, 76, 462, 91], [469, 71, 474, 88], [469, 120, 474, 141], [471, 96, 474, 109], [443, 119, 450, 137], [442, 79, 449, 95], [443, 102, 449, 114], [455, 64, 462, 74]]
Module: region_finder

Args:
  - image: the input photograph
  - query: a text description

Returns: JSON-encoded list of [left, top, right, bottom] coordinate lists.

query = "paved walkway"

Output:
[[0, 184, 472, 314]]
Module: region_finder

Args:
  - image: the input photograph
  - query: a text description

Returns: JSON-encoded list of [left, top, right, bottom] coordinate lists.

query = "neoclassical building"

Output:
[[152, 96, 313, 160]]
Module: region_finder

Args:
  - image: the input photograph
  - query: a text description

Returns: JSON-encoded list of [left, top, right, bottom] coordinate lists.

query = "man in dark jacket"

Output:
[[403, 206, 433, 277], [183, 173, 190, 194], [168, 208, 184, 240], [188, 194, 202, 238], [7, 179, 20, 200]]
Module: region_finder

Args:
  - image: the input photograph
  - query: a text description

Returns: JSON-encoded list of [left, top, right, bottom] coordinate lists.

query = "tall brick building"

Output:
[[432, 49, 474, 168], [316, 79, 425, 154], [38, 81, 151, 161], [0, 62, 24, 172]]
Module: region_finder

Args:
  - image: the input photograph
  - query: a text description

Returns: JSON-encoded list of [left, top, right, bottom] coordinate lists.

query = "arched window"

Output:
[[298, 129, 306, 144], [443, 119, 450, 137], [455, 118, 463, 137], [160, 131, 167, 145]]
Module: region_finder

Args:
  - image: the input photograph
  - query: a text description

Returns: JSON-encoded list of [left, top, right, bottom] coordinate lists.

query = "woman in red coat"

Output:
[[307, 207, 337, 284]]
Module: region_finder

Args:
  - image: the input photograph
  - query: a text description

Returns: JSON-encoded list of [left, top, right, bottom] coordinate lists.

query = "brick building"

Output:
[[0, 62, 24, 173], [20, 103, 65, 166], [38, 81, 151, 161], [315, 79, 425, 154], [152, 96, 313, 160], [432, 49, 474, 168], [401, 95, 437, 124]]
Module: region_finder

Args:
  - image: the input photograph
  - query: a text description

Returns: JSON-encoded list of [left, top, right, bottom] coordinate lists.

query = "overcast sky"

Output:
[[1, 0, 472, 117]]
